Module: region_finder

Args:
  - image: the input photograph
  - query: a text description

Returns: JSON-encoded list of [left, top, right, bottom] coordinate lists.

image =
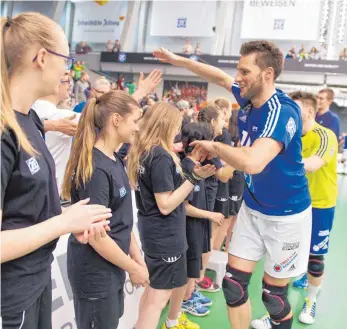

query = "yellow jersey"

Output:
[[302, 122, 338, 208]]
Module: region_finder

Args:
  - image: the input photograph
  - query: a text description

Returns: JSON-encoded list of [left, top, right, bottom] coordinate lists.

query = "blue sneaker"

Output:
[[182, 298, 210, 317], [293, 273, 308, 289], [299, 298, 316, 324], [191, 290, 212, 307]]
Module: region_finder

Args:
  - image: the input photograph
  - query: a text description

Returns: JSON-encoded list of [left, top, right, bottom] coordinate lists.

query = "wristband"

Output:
[[192, 171, 203, 181], [184, 172, 199, 186]]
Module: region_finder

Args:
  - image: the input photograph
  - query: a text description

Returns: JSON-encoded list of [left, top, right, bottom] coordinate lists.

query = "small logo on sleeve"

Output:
[[194, 185, 200, 192], [286, 117, 296, 141], [119, 187, 127, 198], [26, 157, 40, 175]]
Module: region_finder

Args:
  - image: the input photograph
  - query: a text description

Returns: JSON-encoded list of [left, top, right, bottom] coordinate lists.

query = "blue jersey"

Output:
[[232, 83, 310, 216], [316, 110, 340, 141]]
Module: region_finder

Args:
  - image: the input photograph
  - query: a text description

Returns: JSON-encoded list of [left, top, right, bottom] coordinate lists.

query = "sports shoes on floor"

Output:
[[191, 290, 212, 307], [179, 312, 200, 329], [299, 297, 316, 324], [251, 314, 272, 329], [293, 273, 308, 289], [196, 276, 220, 292], [182, 298, 210, 317]]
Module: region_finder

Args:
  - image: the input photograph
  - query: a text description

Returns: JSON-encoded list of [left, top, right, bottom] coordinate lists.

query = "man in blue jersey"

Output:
[[316, 88, 340, 142], [154, 41, 312, 329]]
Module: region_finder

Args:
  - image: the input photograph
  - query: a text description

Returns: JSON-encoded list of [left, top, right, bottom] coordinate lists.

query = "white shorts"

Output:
[[229, 202, 312, 279]]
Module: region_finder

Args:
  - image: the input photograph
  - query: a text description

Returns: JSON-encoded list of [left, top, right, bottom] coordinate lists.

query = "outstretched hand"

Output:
[[133, 69, 162, 102], [190, 140, 218, 160], [153, 48, 181, 66]]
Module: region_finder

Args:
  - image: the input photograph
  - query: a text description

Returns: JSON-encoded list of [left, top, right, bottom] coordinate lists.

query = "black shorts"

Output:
[[202, 220, 211, 254], [74, 286, 124, 329], [2, 280, 52, 329], [145, 253, 187, 289], [214, 198, 230, 218], [228, 196, 243, 216], [187, 256, 202, 279], [228, 171, 245, 216]]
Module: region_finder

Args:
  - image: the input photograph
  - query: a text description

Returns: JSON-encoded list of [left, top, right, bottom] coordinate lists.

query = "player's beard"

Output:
[[244, 73, 264, 101]]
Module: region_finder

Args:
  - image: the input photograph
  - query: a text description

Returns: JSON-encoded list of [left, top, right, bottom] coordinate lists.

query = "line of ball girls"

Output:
[[1, 13, 244, 329]]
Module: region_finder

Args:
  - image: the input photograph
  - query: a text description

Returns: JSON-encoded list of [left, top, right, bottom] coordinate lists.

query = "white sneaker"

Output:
[[251, 314, 272, 329], [299, 297, 316, 325]]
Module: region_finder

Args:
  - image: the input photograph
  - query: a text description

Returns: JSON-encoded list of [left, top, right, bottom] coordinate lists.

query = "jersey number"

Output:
[[241, 130, 251, 147]]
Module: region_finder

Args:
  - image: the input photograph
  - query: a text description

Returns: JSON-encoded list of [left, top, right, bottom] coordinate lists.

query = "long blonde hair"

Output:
[[127, 102, 182, 187], [1, 13, 61, 155], [61, 90, 139, 199]]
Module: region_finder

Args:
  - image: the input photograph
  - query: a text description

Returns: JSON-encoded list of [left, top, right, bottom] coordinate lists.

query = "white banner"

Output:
[[72, 1, 127, 43], [52, 192, 142, 329], [150, 1, 216, 37], [240, 0, 321, 41]]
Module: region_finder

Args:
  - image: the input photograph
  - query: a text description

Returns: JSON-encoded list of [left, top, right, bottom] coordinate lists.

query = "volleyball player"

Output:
[[61, 91, 148, 329], [1, 13, 111, 329], [127, 103, 216, 329], [291, 91, 337, 325], [154, 41, 312, 329]]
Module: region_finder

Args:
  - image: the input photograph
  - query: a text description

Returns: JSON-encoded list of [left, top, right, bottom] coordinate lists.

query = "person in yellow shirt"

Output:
[[291, 91, 338, 325]]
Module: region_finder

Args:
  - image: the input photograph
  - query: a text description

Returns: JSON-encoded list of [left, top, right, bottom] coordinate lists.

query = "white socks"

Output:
[[166, 318, 179, 328], [307, 284, 321, 302]]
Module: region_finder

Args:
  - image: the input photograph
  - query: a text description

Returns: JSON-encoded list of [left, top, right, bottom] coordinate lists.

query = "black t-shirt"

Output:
[[1, 110, 61, 316], [203, 157, 223, 211], [182, 158, 209, 254], [216, 128, 232, 200], [135, 146, 187, 257], [228, 135, 245, 197], [67, 148, 133, 298], [118, 143, 130, 160]]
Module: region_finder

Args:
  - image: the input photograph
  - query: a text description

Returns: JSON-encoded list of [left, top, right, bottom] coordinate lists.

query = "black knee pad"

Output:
[[262, 281, 291, 321], [222, 266, 252, 307], [308, 255, 324, 278]]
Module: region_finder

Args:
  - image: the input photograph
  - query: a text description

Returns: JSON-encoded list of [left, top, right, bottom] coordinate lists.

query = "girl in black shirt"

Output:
[[62, 91, 148, 329], [1, 13, 111, 329], [127, 103, 215, 329]]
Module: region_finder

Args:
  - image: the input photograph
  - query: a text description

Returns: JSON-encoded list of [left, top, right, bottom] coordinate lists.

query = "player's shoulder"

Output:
[[329, 111, 340, 121], [275, 90, 301, 116], [313, 123, 337, 143]]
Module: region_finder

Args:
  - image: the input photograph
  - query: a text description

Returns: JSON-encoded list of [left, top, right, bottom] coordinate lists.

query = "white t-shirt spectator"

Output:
[[32, 100, 80, 195]]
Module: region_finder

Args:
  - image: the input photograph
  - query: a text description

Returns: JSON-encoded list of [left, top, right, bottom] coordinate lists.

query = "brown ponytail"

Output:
[[1, 17, 35, 154], [62, 90, 139, 199]]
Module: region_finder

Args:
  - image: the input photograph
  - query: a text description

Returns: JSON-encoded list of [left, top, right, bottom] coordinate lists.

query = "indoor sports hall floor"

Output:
[[158, 175, 347, 329]]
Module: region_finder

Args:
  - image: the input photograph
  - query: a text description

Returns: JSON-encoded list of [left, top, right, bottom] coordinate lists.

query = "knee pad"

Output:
[[222, 266, 252, 307], [308, 255, 324, 278], [262, 281, 291, 321]]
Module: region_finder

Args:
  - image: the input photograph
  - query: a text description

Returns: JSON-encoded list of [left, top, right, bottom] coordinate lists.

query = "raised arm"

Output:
[[153, 48, 234, 91]]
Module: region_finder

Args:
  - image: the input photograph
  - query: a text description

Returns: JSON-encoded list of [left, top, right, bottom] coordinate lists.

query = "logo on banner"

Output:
[[177, 18, 187, 28], [118, 52, 127, 63], [273, 19, 285, 30]]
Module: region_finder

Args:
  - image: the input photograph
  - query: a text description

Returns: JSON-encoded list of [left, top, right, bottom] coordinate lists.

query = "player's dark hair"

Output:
[[290, 91, 318, 112], [240, 40, 284, 80], [181, 122, 214, 154], [197, 104, 221, 124]]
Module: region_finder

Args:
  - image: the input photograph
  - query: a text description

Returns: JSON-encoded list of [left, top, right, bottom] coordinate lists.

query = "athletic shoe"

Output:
[[196, 276, 220, 292], [191, 290, 212, 307], [251, 314, 272, 329], [299, 297, 316, 324], [161, 322, 184, 329], [179, 312, 200, 329], [293, 273, 308, 289], [182, 299, 210, 317]]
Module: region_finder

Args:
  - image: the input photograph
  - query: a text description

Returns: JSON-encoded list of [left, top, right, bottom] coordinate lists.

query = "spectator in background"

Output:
[[339, 47, 347, 60], [32, 73, 80, 194], [74, 71, 90, 104], [298, 44, 308, 60], [176, 100, 192, 128], [72, 61, 87, 81], [195, 43, 202, 55], [308, 47, 320, 60], [117, 75, 125, 90], [286, 46, 297, 59], [114, 39, 121, 53], [127, 80, 136, 95], [106, 40, 114, 52], [74, 77, 111, 113], [183, 40, 193, 54], [316, 88, 341, 142]]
